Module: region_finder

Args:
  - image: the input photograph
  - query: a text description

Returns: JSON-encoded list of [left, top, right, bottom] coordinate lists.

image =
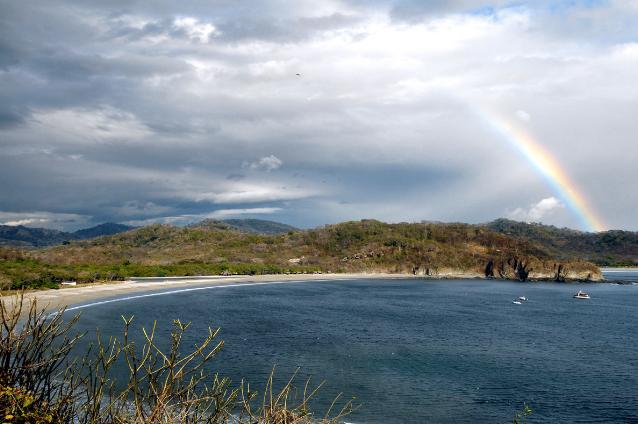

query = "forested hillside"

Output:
[[487, 219, 638, 266], [0, 219, 600, 290]]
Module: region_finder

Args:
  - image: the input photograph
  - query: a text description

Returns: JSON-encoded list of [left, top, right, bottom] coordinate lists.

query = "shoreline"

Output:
[[599, 267, 638, 271], [1, 270, 618, 313], [1, 273, 411, 312]]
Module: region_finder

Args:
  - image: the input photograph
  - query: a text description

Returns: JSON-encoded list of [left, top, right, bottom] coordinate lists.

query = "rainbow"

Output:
[[479, 110, 605, 232]]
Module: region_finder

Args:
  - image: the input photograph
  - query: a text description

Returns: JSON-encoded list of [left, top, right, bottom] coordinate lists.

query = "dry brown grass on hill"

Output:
[[27, 220, 600, 280]]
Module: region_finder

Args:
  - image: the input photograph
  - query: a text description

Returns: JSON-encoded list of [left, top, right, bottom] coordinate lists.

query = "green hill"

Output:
[[0, 219, 602, 290], [486, 219, 638, 266]]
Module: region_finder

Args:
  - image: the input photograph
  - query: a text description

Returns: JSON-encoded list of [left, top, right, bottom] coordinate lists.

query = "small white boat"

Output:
[[573, 290, 590, 299], [512, 300, 522, 305], [518, 296, 527, 301]]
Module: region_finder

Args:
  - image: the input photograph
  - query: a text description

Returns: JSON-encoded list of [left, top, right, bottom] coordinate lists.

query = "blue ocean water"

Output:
[[600, 268, 638, 283], [69, 276, 638, 423]]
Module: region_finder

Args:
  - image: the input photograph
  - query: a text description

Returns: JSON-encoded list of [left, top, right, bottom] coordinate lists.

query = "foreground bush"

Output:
[[0, 295, 353, 423], [0, 384, 64, 423]]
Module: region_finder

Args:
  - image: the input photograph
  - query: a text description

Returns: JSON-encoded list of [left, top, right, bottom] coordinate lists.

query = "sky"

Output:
[[0, 0, 637, 232]]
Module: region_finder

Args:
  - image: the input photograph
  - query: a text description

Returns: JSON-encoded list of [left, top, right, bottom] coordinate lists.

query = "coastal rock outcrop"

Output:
[[484, 260, 495, 278], [514, 259, 531, 282], [554, 263, 566, 282], [482, 256, 600, 282]]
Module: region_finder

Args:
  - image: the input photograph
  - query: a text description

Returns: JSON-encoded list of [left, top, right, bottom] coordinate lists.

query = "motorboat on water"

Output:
[[518, 296, 528, 301], [573, 290, 590, 299], [512, 300, 522, 305]]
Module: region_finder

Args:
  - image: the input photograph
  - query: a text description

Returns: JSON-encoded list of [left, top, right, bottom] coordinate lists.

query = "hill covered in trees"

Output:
[[1, 219, 601, 290], [487, 219, 638, 266]]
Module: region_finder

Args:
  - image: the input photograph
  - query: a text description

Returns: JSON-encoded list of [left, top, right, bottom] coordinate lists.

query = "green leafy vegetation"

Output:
[[512, 403, 533, 424], [0, 248, 320, 290]]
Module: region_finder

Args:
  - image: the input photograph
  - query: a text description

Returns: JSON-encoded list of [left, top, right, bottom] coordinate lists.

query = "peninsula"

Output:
[[2, 218, 626, 292]]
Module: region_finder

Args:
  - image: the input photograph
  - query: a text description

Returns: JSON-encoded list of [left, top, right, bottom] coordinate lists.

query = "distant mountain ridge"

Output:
[[190, 219, 297, 234], [0, 225, 71, 247], [0, 223, 135, 247], [73, 223, 134, 240], [222, 219, 297, 234], [0, 219, 297, 247]]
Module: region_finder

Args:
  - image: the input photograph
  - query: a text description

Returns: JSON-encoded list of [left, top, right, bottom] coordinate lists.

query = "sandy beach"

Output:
[[2, 273, 421, 313], [3, 265, 616, 313]]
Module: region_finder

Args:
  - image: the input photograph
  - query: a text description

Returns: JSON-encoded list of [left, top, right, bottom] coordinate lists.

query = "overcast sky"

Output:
[[1, 0, 636, 231]]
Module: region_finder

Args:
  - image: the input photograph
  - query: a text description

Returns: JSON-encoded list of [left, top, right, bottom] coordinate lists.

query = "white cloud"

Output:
[[173, 17, 219, 43], [204, 207, 282, 218], [1, 1, 638, 230], [516, 110, 531, 121], [0, 211, 91, 229], [2, 218, 49, 226], [194, 184, 313, 204], [244, 155, 284, 172], [506, 197, 564, 222], [32, 107, 152, 143]]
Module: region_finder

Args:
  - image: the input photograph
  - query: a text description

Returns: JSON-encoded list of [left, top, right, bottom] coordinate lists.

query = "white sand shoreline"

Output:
[[4, 267, 616, 313], [2, 273, 419, 312]]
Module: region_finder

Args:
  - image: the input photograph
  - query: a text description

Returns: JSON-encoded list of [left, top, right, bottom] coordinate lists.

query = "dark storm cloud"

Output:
[[28, 50, 192, 82], [105, 18, 184, 42], [0, 39, 22, 70], [0, 0, 636, 231], [226, 173, 246, 181], [0, 107, 27, 129]]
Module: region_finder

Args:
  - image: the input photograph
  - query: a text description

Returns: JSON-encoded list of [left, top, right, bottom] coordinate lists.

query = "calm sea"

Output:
[[68, 273, 638, 423]]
